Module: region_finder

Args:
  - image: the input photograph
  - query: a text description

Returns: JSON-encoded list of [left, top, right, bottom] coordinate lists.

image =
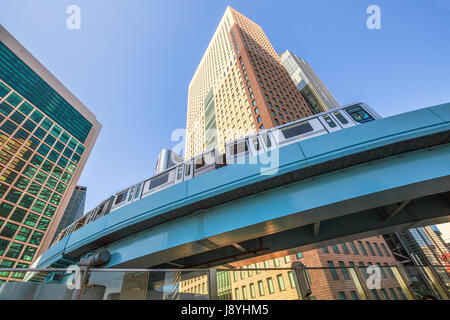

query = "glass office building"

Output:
[[0, 26, 101, 282], [51, 186, 86, 243], [280, 50, 340, 114]]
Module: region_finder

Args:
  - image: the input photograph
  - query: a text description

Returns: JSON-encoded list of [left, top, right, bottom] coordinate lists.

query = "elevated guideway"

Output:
[[35, 103, 450, 269]]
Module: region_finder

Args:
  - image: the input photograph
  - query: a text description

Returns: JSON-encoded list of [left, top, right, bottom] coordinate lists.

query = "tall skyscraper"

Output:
[[181, 7, 402, 301], [0, 26, 101, 282], [185, 7, 313, 159], [51, 185, 87, 243], [280, 50, 340, 114]]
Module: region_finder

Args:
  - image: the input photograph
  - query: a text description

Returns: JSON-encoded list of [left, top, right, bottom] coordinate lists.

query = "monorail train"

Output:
[[52, 103, 380, 244]]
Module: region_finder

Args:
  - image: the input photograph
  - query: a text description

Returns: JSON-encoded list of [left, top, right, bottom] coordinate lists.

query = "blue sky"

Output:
[[1, 0, 450, 213]]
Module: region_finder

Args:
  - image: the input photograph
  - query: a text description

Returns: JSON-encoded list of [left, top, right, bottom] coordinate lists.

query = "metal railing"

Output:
[[0, 265, 448, 300]]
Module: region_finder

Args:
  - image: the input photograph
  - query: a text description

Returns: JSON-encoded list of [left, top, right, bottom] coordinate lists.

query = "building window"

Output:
[[255, 262, 261, 274], [338, 261, 350, 280], [234, 288, 239, 300], [338, 292, 347, 300], [350, 241, 359, 255], [377, 263, 388, 279], [250, 283, 256, 298], [350, 291, 359, 300], [371, 290, 381, 300], [358, 241, 368, 255], [288, 271, 296, 289], [277, 274, 286, 291], [332, 244, 340, 254], [258, 280, 265, 296], [366, 242, 376, 256], [242, 286, 247, 300], [296, 252, 303, 259], [328, 261, 339, 280], [322, 247, 329, 253], [267, 277, 275, 294], [397, 287, 407, 300], [384, 263, 395, 278], [257, 116, 261, 123], [341, 243, 350, 254], [273, 258, 280, 267], [380, 288, 390, 300], [373, 242, 383, 256], [284, 255, 291, 264], [359, 262, 369, 278], [389, 288, 399, 300], [381, 243, 391, 257]]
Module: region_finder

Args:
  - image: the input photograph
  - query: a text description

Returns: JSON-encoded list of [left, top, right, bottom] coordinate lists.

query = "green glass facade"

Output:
[[0, 78, 86, 282], [0, 41, 92, 143]]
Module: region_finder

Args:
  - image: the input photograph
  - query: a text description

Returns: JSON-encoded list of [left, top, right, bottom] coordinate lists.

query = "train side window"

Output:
[[261, 133, 272, 148], [127, 188, 135, 201], [229, 140, 248, 156], [177, 166, 183, 180], [195, 156, 206, 170], [322, 115, 337, 128], [251, 137, 261, 151], [115, 191, 128, 205], [345, 106, 375, 123], [149, 172, 170, 190], [134, 184, 142, 199], [185, 163, 191, 176], [281, 122, 314, 139], [333, 112, 349, 124]]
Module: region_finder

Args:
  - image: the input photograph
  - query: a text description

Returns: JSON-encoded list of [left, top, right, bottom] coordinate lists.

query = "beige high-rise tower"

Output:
[[185, 7, 313, 159]]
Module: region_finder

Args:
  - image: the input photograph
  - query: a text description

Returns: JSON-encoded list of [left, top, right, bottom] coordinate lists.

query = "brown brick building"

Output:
[[227, 236, 406, 300]]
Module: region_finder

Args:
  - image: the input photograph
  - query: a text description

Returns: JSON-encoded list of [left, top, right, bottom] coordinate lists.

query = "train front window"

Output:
[[281, 122, 314, 139], [322, 115, 337, 128], [228, 140, 248, 156], [345, 106, 375, 123], [333, 112, 349, 124], [149, 172, 170, 190], [115, 191, 128, 205]]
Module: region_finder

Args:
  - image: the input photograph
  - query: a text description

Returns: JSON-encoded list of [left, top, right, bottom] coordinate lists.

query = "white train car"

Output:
[[53, 103, 380, 244]]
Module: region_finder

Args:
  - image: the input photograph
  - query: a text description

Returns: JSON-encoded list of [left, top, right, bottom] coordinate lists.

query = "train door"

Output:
[[319, 114, 341, 132], [259, 131, 278, 151], [331, 110, 355, 128], [225, 138, 250, 164], [175, 164, 184, 183], [133, 183, 143, 202], [184, 160, 194, 181], [248, 135, 265, 156]]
